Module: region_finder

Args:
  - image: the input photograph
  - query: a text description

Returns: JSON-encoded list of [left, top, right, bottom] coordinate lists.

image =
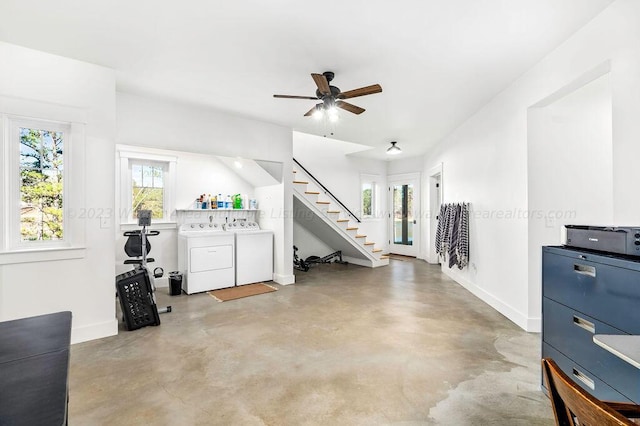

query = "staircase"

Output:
[[292, 168, 389, 268]]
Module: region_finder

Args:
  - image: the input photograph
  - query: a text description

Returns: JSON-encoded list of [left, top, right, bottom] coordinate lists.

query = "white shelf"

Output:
[[176, 209, 258, 212]]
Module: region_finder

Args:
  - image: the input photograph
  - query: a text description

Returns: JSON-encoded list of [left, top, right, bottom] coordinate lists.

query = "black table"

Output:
[[0, 311, 72, 425]]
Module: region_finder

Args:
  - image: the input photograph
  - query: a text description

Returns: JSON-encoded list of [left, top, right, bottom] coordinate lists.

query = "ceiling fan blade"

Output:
[[304, 106, 317, 117], [311, 73, 331, 96], [274, 94, 318, 100], [338, 84, 382, 99], [336, 101, 365, 115]]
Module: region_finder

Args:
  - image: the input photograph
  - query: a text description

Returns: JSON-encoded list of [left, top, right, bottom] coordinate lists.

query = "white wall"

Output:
[[0, 42, 117, 343], [528, 72, 613, 322], [423, 0, 640, 331], [293, 132, 388, 251], [387, 155, 425, 176], [116, 92, 294, 284], [292, 219, 334, 261]]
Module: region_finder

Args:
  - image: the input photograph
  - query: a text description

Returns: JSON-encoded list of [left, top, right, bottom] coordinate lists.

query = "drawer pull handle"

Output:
[[573, 315, 595, 334], [574, 264, 596, 278], [572, 368, 595, 390]]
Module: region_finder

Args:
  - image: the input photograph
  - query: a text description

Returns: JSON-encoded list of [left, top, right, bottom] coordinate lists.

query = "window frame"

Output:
[[117, 146, 177, 226], [0, 96, 87, 264]]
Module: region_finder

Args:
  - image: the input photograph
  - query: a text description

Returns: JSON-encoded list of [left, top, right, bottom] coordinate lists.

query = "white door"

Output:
[[388, 174, 420, 257]]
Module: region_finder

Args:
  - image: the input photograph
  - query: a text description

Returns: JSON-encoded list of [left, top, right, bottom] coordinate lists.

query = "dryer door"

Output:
[[190, 245, 233, 272]]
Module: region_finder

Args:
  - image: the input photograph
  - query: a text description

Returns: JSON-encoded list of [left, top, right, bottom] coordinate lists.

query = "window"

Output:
[[18, 124, 66, 241], [131, 161, 165, 220], [118, 147, 176, 225], [360, 174, 379, 219], [5, 117, 79, 251], [0, 99, 86, 263]]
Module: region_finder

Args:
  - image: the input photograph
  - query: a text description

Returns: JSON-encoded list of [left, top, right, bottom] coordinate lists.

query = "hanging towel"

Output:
[[448, 204, 461, 269], [435, 202, 470, 269], [457, 203, 469, 270], [434, 204, 446, 255]]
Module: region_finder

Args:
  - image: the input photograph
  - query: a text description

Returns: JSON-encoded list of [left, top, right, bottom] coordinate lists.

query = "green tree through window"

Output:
[[132, 163, 164, 219], [19, 128, 64, 241], [362, 187, 372, 216]]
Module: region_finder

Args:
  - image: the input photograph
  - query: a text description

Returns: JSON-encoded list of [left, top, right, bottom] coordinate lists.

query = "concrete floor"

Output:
[[69, 259, 554, 425]]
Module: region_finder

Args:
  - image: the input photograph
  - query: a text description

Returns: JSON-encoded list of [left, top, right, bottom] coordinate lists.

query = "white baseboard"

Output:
[[441, 268, 540, 332], [274, 273, 295, 285], [71, 318, 118, 344]]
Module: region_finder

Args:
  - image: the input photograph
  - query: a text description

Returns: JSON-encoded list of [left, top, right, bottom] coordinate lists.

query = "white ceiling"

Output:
[[0, 0, 613, 160]]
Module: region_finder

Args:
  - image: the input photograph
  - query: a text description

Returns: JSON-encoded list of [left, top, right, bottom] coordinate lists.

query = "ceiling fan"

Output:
[[273, 71, 382, 119]]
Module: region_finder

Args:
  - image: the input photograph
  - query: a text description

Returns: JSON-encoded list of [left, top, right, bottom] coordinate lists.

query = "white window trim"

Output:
[[117, 145, 177, 227], [0, 95, 87, 264], [360, 173, 379, 221]]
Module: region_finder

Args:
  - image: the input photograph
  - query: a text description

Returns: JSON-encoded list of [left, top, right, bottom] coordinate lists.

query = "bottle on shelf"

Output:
[[225, 194, 232, 209], [211, 194, 217, 209], [217, 193, 224, 209], [232, 194, 242, 209]]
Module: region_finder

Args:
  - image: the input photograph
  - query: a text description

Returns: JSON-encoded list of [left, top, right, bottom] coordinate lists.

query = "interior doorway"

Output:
[[427, 164, 443, 264], [388, 173, 420, 257]]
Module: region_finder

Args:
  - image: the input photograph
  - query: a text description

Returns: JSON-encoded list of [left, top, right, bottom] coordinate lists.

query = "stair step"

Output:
[[305, 191, 320, 195], [355, 235, 366, 239], [316, 201, 330, 205], [364, 242, 375, 246], [380, 255, 389, 259], [372, 249, 383, 253], [327, 210, 340, 214], [293, 180, 309, 184], [346, 227, 358, 231], [336, 219, 349, 222]]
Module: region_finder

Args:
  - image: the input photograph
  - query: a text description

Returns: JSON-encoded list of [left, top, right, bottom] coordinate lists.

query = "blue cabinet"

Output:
[[542, 246, 640, 403]]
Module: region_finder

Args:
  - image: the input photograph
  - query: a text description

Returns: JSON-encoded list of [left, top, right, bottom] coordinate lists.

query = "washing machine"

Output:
[[178, 222, 235, 294], [225, 221, 273, 285]]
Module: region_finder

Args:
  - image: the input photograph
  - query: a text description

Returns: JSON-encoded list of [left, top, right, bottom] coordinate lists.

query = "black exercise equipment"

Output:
[[116, 210, 171, 331], [305, 250, 345, 265], [293, 246, 347, 272], [293, 245, 309, 272]]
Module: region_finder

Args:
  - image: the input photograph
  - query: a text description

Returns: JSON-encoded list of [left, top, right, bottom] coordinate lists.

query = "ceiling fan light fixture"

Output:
[[327, 106, 339, 122], [312, 104, 324, 120], [386, 141, 402, 155]]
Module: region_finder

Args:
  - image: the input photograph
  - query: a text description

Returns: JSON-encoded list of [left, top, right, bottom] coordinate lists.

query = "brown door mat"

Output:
[[208, 282, 277, 302]]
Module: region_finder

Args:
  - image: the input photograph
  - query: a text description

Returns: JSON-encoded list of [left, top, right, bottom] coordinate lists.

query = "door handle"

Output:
[[413, 219, 416, 224]]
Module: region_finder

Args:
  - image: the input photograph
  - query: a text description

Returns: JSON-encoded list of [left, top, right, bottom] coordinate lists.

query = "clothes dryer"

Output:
[[225, 221, 273, 285]]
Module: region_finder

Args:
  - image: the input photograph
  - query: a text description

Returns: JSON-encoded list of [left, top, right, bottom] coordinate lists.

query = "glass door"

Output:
[[388, 174, 420, 256]]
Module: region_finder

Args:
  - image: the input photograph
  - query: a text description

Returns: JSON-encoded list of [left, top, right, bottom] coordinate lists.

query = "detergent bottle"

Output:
[[232, 194, 242, 209]]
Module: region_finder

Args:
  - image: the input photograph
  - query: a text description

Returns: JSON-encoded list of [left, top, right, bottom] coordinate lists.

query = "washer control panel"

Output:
[[225, 221, 260, 231]]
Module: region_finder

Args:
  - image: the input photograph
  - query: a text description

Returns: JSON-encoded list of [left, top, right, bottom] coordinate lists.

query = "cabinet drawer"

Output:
[[543, 249, 640, 334], [542, 342, 632, 403], [543, 298, 640, 402]]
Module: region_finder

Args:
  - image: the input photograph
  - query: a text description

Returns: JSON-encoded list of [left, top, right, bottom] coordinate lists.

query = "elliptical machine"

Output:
[[115, 210, 171, 331]]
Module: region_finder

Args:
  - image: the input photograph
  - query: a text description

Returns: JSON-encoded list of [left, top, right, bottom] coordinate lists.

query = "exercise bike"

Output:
[[115, 210, 171, 331]]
